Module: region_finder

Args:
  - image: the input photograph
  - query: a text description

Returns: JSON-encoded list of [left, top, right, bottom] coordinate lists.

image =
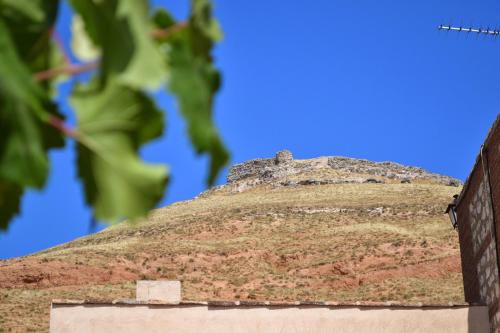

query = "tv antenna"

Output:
[[438, 24, 500, 37]]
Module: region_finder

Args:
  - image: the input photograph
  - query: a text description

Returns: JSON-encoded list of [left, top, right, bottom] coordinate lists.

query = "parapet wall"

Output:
[[51, 281, 488, 332], [50, 301, 488, 333]]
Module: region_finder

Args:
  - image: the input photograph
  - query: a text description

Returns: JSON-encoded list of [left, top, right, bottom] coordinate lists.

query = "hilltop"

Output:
[[224, 150, 460, 190], [0, 151, 464, 332]]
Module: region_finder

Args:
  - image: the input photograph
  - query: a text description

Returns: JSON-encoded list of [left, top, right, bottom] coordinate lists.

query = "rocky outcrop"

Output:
[[275, 150, 293, 164], [325, 157, 461, 186], [226, 150, 296, 184], [225, 150, 461, 192]]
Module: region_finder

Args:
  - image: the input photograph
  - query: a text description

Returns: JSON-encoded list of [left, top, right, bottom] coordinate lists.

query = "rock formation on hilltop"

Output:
[[225, 150, 461, 192]]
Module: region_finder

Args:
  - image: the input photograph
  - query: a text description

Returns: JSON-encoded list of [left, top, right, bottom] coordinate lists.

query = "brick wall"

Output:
[[456, 115, 500, 332], [456, 167, 482, 303], [484, 119, 500, 274]]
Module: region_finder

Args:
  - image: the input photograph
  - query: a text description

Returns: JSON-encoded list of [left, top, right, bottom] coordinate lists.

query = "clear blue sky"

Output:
[[2, 0, 500, 259]]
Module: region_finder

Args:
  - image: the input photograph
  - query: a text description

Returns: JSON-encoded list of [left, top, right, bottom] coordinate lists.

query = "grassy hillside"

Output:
[[0, 157, 464, 332]]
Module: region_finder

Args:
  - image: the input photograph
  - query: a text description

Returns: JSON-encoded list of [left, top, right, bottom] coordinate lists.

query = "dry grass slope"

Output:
[[0, 159, 464, 332]]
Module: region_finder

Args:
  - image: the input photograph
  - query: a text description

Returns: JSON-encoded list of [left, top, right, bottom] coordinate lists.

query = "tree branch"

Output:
[[151, 22, 188, 39], [34, 62, 99, 82], [38, 23, 188, 136], [34, 22, 187, 82], [48, 116, 78, 138]]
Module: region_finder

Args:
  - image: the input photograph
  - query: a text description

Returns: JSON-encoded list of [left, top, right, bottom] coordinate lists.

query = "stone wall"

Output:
[[485, 117, 500, 282], [455, 114, 500, 332], [470, 179, 500, 329]]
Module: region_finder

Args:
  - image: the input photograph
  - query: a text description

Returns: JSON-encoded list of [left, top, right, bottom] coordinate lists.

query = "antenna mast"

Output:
[[438, 24, 500, 37]]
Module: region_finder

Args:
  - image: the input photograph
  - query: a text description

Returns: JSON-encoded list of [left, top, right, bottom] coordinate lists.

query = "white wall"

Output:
[[50, 304, 489, 333]]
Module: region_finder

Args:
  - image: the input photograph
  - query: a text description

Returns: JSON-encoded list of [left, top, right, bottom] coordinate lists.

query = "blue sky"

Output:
[[2, 0, 500, 259]]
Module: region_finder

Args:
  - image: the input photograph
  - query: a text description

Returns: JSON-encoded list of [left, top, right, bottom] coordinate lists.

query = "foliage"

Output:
[[0, 0, 229, 229]]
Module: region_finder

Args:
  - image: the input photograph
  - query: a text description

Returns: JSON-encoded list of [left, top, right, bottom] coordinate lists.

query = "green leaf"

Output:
[[1, 0, 68, 96], [152, 9, 176, 30], [1, 0, 45, 23], [0, 4, 65, 228], [0, 182, 23, 230], [168, 46, 228, 185], [0, 0, 229, 230], [157, 0, 229, 186], [0, 0, 59, 74], [0, 19, 64, 187], [0, 99, 53, 188], [71, 14, 101, 62], [69, 0, 167, 90], [71, 80, 168, 222], [190, 0, 223, 43]]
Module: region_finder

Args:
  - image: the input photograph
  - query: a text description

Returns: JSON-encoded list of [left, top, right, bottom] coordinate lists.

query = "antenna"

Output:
[[438, 24, 500, 37]]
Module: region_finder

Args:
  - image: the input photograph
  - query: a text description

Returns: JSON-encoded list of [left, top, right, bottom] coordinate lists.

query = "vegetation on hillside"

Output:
[[0, 166, 463, 331]]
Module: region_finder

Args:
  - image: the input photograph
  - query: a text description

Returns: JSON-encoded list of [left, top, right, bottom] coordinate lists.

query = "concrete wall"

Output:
[[456, 114, 500, 331], [136, 280, 181, 303], [50, 304, 489, 333]]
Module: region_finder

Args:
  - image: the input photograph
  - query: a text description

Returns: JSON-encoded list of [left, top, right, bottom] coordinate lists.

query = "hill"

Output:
[[0, 151, 464, 332]]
